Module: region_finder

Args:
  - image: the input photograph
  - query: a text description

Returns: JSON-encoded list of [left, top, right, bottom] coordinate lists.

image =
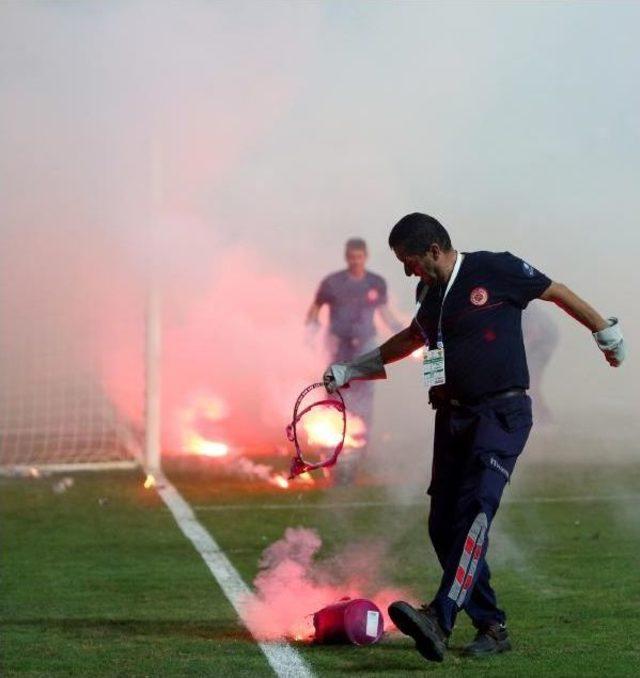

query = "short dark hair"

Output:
[[345, 238, 367, 253], [388, 213, 452, 254]]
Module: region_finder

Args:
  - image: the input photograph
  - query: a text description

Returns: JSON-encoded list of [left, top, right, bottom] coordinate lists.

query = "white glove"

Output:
[[593, 317, 626, 367], [323, 348, 387, 393]]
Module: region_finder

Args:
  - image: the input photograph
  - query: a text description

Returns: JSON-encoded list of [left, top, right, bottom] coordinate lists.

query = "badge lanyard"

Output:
[[423, 252, 463, 388], [436, 251, 463, 349]]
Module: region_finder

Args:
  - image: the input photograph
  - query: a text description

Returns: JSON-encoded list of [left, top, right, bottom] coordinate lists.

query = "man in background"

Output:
[[306, 238, 403, 483]]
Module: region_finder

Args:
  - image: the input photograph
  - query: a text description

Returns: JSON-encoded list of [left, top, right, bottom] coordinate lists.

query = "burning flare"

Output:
[[301, 408, 366, 449], [242, 527, 407, 642], [183, 433, 229, 458], [178, 392, 230, 457], [143, 473, 156, 489], [175, 392, 315, 490], [270, 474, 290, 490]]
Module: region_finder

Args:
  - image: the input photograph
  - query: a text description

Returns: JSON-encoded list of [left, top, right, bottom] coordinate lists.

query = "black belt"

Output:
[[433, 388, 526, 409]]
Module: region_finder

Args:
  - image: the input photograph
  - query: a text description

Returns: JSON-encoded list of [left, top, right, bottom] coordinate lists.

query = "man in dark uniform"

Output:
[[323, 213, 625, 661], [306, 238, 402, 481]]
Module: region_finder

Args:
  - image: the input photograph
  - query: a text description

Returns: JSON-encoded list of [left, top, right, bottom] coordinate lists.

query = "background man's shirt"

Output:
[[315, 270, 387, 342], [414, 251, 551, 401]]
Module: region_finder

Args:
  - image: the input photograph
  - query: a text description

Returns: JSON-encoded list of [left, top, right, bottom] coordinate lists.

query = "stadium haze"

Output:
[[1, 2, 639, 677]]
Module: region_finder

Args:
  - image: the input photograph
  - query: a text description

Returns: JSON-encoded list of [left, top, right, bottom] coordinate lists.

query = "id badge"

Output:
[[423, 347, 446, 388]]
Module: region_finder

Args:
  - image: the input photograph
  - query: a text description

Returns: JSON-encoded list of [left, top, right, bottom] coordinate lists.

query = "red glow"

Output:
[[184, 434, 229, 457], [178, 392, 230, 457], [301, 408, 366, 449], [162, 248, 326, 454], [483, 328, 497, 342], [270, 474, 290, 490], [241, 528, 407, 642], [296, 472, 315, 486], [175, 400, 317, 489]]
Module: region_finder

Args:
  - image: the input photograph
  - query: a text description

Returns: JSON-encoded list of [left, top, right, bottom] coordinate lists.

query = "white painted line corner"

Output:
[[153, 473, 314, 678]]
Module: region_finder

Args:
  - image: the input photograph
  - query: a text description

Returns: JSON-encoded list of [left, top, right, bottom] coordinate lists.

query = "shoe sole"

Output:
[[463, 638, 512, 657], [388, 602, 446, 663]]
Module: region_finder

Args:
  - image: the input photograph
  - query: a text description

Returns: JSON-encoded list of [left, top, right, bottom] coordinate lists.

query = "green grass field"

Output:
[[2, 459, 639, 676]]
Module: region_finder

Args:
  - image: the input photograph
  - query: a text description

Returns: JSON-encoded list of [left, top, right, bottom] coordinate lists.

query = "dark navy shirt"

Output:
[[315, 270, 387, 341], [414, 251, 551, 401]]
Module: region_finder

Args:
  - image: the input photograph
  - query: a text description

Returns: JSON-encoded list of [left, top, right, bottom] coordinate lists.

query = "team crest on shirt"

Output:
[[367, 288, 379, 302], [470, 287, 489, 306]]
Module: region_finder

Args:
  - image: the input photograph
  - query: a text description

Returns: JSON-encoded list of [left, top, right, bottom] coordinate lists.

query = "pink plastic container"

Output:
[[313, 598, 384, 646]]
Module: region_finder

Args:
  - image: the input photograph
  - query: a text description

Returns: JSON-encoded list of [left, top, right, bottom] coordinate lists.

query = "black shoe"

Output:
[[463, 623, 511, 657], [388, 601, 448, 663]]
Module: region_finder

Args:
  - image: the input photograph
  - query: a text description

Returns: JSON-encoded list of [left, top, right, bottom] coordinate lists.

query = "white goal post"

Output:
[[0, 134, 166, 476], [0, 257, 161, 475]]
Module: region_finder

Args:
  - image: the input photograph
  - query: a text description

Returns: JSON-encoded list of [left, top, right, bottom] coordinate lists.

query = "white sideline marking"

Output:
[[191, 494, 640, 512], [154, 474, 313, 678]]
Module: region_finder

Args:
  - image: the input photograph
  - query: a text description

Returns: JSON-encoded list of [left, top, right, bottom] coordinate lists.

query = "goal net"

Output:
[[0, 229, 147, 473]]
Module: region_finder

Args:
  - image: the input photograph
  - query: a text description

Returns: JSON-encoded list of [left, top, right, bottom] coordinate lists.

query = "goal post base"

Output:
[[0, 460, 140, 477]]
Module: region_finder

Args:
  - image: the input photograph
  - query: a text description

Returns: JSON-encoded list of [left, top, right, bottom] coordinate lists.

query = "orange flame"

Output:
[[270, 474, 289, 490], [143, 473, 156, 489], [175, 393, 317, 490], [300, 408, 366, 449], [183, 433, 229, 457], [291, 623, 314, 642], [178, 392, 230, 457]]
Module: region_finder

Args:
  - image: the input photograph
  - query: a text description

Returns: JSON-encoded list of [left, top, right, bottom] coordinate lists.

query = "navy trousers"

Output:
[[428, 394, 533, 633]]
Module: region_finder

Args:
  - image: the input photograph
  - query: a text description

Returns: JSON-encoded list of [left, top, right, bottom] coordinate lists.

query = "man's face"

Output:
[[345, 248, 367, 275], [393, 244, 438, 282]]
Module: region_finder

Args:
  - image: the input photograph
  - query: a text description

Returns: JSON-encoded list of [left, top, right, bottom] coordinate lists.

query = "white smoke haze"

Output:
[[2, 1, 638, 454]]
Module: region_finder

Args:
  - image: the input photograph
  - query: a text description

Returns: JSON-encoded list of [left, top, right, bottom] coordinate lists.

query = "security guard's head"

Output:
[[389, 213, 453, 285]]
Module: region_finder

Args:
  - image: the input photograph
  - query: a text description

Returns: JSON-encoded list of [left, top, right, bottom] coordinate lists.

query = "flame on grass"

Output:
[[234, 457, 316, 491], [183, 434, 229, 458], [143, 473, 156, 489], [178, 392, 230, 457], [270, 474, 290, 490], [175, 392, 316, 489]]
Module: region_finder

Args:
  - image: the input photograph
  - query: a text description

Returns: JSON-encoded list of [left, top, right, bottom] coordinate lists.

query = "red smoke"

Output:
[[242, 527, 407, 641], [163, 246, 323, 453]]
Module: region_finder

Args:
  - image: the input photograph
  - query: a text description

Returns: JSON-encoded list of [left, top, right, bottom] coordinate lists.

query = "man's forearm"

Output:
[[379, 324, 424, 364], [306, 302, 321, 324], [540, 282, 608, 332]]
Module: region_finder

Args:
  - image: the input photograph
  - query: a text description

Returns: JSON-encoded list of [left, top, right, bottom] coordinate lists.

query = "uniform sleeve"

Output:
[[314, 276, 332, 306], [492, 252, 552, 308]]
